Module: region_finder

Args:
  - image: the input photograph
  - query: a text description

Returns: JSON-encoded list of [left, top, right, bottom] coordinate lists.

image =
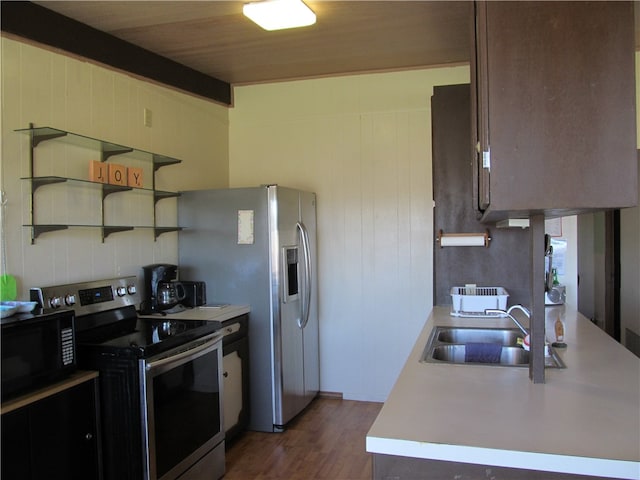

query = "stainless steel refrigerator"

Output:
[[178, 185, 319, 432]]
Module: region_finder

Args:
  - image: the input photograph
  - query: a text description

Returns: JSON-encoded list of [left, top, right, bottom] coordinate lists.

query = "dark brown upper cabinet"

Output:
[[471, 1, 637, 223]]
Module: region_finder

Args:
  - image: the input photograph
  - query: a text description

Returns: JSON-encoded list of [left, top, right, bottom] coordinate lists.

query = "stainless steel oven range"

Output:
[[31, 277, 225, 480]]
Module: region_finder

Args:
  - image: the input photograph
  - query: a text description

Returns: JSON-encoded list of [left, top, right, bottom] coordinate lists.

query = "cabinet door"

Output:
[[473, 1, 490, 212], [28, 381, 101, 479], [1, 408, 32, 480], [1, 380, 101, 480], [473, 1, 637, 221], [223, 348, 243, 433], [223, 336, 249, 441]]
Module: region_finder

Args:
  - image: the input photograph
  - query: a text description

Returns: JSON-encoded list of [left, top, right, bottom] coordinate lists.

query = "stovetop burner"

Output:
[[150, 319, 187, 341], [71, 306, 220, 358]]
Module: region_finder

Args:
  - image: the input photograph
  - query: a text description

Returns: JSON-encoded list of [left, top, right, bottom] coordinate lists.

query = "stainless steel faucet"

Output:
[[485, 305, 530, 337]]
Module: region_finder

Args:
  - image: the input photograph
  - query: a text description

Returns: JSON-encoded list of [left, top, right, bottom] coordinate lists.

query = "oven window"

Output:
[[152, 348, 221, 478]]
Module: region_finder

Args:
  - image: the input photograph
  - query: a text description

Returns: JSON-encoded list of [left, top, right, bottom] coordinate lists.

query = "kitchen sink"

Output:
[[435, 327, 522, 346], [420, 326, 565, 368], [431, 345, 529, 365]]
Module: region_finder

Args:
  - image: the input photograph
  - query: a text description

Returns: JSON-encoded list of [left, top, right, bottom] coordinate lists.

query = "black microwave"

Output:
[[1, 308, 77, 401]]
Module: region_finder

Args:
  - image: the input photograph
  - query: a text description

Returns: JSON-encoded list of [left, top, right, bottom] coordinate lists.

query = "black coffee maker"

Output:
[[141, 264, 186, 314]]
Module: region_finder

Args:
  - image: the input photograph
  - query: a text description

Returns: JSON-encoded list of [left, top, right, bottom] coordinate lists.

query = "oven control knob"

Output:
[[65, 294, 76, 306], [116, 286, 127, 297], [49, 296, 62, 308], [127, 285, 137, 295]]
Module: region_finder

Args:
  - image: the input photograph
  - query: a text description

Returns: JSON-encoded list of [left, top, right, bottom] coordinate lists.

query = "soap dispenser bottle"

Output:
[[552, 314, 567, 348]]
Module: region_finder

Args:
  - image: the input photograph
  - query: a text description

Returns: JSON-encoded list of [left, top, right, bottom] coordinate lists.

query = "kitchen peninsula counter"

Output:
[[366, 306, 640, 479]]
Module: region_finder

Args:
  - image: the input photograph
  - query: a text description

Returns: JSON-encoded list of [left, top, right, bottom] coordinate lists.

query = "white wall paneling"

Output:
[[229, 67, 469, 401], [1, 37, 229, 297]]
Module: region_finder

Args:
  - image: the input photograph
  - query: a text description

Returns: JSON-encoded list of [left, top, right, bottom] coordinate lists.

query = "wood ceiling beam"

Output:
[[1, 1, 232, 105]]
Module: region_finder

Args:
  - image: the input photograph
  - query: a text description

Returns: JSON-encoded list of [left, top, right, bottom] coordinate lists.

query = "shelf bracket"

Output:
[[31, 177, 67, 193], [102, 184, 133, 199], [31, 225, 68, 243], [32, 131, 67, 148], [102, 145, 133, 162], [154, 191, 180, 205], [154, 227, 183, 240], [102, 226, 134, 242], [153, 154, 181, 172]]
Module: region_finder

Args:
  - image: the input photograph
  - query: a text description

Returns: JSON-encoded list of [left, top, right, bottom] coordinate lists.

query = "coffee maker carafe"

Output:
[[142, 264, 186, 314]]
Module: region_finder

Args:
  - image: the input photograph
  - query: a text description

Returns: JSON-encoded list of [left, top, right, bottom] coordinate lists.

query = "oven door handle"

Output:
[[145, 332, 222, 374]]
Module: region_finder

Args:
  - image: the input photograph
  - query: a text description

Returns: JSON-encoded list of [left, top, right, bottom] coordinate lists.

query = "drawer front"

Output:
[[221, 315, 248, 345]]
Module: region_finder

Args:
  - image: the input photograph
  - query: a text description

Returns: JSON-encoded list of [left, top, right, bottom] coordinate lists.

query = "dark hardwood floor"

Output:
[[224, 397, 383, 479]]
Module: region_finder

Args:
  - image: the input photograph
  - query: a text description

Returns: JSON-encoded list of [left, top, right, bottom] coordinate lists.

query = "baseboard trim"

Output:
[[318, 391, 343, 399]]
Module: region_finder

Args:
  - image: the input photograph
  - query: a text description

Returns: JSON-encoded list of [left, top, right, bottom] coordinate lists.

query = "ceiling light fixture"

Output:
[[243, 0, 316, 31]]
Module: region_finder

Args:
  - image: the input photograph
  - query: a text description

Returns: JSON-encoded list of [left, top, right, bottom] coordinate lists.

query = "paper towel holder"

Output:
[[436, 229, 491, 248]]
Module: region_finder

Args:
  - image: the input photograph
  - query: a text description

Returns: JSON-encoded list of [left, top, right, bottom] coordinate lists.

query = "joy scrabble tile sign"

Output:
[[90, 161, 144, 187]]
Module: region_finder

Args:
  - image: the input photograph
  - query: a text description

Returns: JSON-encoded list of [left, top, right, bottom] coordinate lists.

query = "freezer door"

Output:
[[178, 187, 275, 432]]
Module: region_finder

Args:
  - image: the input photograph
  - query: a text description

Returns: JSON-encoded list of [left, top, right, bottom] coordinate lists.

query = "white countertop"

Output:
[[139, 304, 250, 322], [366, 306, 640, 479]]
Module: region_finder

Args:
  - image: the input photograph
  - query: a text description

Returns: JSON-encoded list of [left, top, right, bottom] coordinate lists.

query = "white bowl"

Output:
[[1, 301, 37, 313], [0, 305, 17, 318]]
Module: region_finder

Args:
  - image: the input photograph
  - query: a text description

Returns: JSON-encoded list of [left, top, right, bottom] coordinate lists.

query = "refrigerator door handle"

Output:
[[297, 221, 312, 329]]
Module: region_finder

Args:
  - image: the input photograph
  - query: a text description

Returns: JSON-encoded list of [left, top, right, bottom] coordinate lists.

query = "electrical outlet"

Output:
[[143, 108, 152, 127]]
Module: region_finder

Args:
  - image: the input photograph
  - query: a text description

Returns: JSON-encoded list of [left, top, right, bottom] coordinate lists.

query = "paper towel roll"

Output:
[[438, 233, 488, 247]]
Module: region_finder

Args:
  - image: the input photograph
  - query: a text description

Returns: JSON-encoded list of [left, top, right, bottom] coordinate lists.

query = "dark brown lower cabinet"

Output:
[[1, 376, 102, 480]]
